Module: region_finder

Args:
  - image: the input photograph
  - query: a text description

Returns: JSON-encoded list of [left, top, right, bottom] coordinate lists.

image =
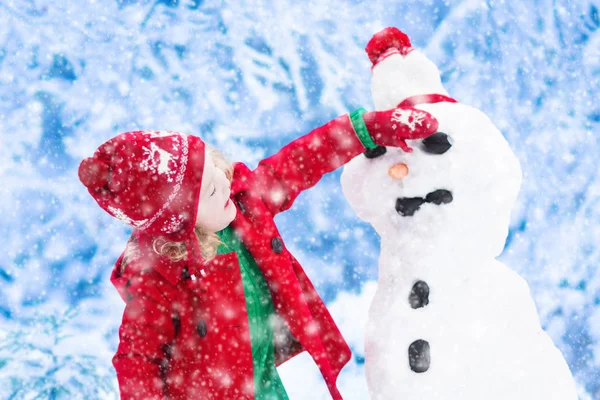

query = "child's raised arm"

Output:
[[251, 107, 438, 216], [112, 270, 176, 400]]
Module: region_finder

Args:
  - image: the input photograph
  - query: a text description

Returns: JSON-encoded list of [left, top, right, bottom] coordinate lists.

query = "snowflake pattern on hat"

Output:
[[136, 132, 189, 233], [140, 141, 178, 182], [107, 205, 148, 227]]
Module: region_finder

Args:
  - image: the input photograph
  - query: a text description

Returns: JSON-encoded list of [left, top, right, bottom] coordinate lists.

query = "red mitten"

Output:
[[362, 106, 439, 152]]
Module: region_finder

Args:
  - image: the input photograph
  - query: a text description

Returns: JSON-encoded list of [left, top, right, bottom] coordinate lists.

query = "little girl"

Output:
[[78, 103, 438, 399]]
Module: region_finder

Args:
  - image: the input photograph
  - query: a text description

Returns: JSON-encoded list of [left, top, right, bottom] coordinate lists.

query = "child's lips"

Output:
[[225, 198, 231, 208]]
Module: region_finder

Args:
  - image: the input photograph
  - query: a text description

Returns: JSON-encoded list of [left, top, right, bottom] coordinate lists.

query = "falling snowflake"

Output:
[[161, 214, 185, 234], [390, 109, 427, 131], [107, 206, 148, 227]]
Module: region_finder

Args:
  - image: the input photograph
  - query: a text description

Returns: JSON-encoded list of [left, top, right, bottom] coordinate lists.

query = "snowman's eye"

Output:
[[422, 132, 452, 154], [363, 145, 387, 159]]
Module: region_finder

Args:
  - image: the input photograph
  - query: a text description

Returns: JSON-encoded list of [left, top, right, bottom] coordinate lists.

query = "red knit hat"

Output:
[[365, 27, 414, 67], [78, 130, 206, 274]]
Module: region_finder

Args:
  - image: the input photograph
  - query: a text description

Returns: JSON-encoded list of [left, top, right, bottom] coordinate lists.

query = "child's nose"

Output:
[[388, 163, 409, 179]]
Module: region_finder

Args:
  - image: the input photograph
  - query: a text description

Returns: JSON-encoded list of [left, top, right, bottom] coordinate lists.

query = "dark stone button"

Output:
[[196, 320, 207, 337], [409, 280, 430, 309], [395, 197, 425, 217], [408, 339, 430, 373], [363, 145, 387, 159], [422, 132, 452, 155], [425, 189, 453, 205], [271, 237, 283, 254]]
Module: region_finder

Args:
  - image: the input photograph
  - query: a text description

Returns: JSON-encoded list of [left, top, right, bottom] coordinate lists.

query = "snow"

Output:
[[0, 0, 598, 398]]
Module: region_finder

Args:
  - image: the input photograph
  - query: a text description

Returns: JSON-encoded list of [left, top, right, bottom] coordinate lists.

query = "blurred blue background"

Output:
[[0, 0, 598, 398]]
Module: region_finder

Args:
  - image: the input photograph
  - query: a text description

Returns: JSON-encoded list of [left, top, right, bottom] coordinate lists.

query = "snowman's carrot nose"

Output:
[[389, 163, 409, 179]]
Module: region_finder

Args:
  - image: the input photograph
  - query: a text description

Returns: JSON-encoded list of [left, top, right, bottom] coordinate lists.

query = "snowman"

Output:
[[340, 27, 579, 399]]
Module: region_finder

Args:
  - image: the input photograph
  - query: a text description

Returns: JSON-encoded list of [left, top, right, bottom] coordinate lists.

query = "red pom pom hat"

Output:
[[78, 130, 207, 273], [365, 27, 414, 67]]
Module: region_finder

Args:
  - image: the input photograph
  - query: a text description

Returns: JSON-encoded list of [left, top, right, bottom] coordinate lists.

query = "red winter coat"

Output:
[[110, 114, 369, 399]]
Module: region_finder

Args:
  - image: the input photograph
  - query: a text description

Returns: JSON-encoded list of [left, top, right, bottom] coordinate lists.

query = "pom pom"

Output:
[[78, 157, 110, 191], [365, 27, 412, 65]]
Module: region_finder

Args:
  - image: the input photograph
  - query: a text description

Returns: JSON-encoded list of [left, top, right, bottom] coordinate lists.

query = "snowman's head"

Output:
[[341, 102, 522, 259], [371, 49, 449, 111]]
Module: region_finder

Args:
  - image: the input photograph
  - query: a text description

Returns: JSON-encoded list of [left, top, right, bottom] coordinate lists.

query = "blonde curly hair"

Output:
[[119, 144, 234, 274]]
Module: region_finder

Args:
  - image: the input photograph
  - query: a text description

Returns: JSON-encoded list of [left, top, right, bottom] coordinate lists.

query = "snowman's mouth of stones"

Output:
[[395, 189, 453, 217]]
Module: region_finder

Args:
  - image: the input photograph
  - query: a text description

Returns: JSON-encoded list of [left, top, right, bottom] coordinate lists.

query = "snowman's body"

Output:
[[341, 36, 578, 399]]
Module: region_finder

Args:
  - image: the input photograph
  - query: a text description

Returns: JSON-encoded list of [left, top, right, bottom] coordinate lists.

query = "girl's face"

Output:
[[195, 148, 236, 232]]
